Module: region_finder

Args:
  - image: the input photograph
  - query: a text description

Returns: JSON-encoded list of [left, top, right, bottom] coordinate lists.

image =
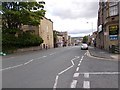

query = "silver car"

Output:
[[81, 44, 88, 50]]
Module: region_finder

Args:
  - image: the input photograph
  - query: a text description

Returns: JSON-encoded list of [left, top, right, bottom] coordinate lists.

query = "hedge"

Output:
[[2, 32, 43, 52]]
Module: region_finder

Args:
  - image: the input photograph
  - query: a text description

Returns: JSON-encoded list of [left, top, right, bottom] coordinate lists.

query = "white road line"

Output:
[[79, 72, 120, 75], [24, 59, 33, 65], [81, 56, 84, 60], [78, 63, 81, 66], [10, 64, 23, 69], [58, 56, 79, 75], [53, 56, 80, 88], [43, 56, 47, 57], [58, 65, 73, 75], [50, 53, 55, 55], [84, 73, 89, 78], [83, 81, 90, 89], [1, 64, 23, 71], [73, 73, 79, 77], [1, 53, 49, 71], [79, 60, 82, 63], [70, 80, 77, 88], [0, 67, 12, 71], [77, 55, 84, 67], [84, 52, 87, 55], [76, 67, 79, 72], [53, 75, 59, 88]]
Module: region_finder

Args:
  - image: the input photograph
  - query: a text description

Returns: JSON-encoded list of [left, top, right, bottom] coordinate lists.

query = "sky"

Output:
[[37, 0, 99, 37]]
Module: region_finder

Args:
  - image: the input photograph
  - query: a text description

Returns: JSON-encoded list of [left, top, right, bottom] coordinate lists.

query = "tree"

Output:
[[2, 1, 46, 53], [2, 1, 46, 30], [53, 31, 58, 48], [82, 36, 88, 43]]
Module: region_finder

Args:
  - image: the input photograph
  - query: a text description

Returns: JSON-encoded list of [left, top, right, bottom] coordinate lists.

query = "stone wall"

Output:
[[16, 46, 42, 53]]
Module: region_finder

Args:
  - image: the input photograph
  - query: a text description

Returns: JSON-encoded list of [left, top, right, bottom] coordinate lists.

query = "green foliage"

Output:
[[82, 36, 88, 43], [2, 2, 46, 29], [53, 32, 57, 41], [2, 32, 43, 53], [2, 1, 45, 53]]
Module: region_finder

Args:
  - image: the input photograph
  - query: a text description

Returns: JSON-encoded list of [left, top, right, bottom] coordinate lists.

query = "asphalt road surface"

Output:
[[1, 46, 119, 89]]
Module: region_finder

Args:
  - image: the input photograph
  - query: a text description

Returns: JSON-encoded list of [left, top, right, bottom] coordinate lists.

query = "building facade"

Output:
[[68, 36, 72, 46], [22, 17, 54, 49], [96, 0, 119, 53], [53, 30, 63, 48], [39, 17, 54, 49], [61, 31, 69, 46]]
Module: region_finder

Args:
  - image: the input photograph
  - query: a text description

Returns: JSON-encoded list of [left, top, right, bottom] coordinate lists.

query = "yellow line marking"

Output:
[[86, 50, 115, 61]]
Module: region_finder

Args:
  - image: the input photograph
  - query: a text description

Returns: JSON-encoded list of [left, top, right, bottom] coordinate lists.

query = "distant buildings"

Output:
[[71, 37, 83, 46], [22, 17, 73, 49], [96, 0, 119, 53], [53, 30, 63, 47], [53, 30, 71, 47]]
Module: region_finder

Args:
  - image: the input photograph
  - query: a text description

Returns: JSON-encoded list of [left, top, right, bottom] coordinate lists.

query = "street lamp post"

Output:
[[87, 22, 94, 46], [86, 22, 93, 34]]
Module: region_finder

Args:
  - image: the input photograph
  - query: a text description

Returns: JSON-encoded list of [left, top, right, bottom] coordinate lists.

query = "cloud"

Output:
[[68, 29, 93, 34], [40, 0, 99, 37], [45, 0, 99, 19]]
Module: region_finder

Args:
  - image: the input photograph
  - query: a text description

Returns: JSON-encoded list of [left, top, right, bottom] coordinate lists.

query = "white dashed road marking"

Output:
[[73, 73, 79, 77], [83, 81, 90, 89], [70, 54, 86, 88], [84, 73, 89, 78], [53, 56, 80, 89], [70, 80, 77, 88], [43, 56, 47, 57], [76, 67, 79, 72], [24, 59, 33, 65]]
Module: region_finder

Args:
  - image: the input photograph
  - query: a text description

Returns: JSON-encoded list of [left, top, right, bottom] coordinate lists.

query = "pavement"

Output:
[[88, 46, 119, 60]]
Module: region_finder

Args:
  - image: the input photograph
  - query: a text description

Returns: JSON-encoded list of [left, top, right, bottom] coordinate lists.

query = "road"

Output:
[[1, 46, 119, 89]]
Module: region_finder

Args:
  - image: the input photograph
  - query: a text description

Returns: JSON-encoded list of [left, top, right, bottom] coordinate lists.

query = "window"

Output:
[[109, 2, 118, 6], [47, 35, 49, 40], [109, 6, 118, 16]]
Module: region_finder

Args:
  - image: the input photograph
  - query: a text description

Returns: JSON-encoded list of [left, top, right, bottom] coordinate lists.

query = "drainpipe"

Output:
[[118, 1, 120, 53]]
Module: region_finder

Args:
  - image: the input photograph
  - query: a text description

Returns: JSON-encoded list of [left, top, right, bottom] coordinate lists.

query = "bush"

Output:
[[2, 32, 43, 52]]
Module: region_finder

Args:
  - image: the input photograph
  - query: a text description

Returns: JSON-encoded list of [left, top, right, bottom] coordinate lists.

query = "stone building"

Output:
[[68, 36, 72, 46], [96, 0, 119, 53], [61, 31, 68, 47], [22, 17, 54, 49], [39, 17, 54, 49], [53, 30, 63, 48]]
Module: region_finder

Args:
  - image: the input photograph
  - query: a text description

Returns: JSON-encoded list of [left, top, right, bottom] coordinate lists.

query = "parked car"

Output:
[[81, 44, 88, 50]]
